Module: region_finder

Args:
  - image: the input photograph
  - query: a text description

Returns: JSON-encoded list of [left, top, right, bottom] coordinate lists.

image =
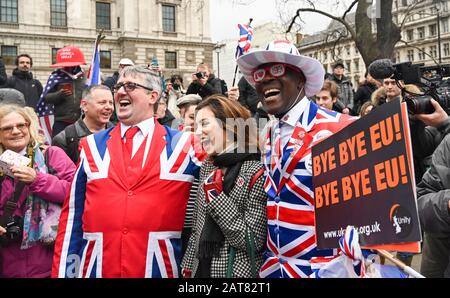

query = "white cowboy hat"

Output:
[[236, 40, 324, 97]]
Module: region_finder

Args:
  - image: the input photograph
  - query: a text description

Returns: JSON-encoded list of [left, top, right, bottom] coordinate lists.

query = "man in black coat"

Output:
[[4, 54, 43, 110], [186, 63, 223, 99]]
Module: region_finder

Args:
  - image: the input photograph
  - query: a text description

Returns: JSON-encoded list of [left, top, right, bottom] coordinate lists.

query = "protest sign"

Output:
[[312, 99, 421, 252]]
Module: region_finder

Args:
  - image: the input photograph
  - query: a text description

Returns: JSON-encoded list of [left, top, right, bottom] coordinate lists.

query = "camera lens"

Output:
[[406, 96, 435, 114]]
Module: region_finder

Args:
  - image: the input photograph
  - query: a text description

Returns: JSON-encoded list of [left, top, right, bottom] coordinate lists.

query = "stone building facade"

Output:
[[0, 0, 213, 84]]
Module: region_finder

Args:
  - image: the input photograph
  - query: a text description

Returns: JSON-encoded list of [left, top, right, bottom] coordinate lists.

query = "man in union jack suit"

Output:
[[237, 40, 355, 277], [52, 65, 205, 278]]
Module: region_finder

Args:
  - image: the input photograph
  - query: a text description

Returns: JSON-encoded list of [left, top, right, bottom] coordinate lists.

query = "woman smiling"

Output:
[[0, 104, 75, 277], [181, 95, 267, 278]]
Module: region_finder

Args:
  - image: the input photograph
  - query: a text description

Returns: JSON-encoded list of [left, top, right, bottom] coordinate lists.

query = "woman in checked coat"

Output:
[[181, 95, 267, 278]]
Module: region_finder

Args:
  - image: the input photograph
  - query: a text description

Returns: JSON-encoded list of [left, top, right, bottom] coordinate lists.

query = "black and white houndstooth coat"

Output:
[[181, 159, 267, 278]]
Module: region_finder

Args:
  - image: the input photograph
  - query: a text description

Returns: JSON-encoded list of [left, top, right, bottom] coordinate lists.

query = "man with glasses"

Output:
[[52, 65, 206, 278], [52, 85, 114, 164], [237, 40, 354, 278]]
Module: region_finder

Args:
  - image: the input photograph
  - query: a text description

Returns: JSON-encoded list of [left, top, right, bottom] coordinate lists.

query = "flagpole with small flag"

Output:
[[86, 30, 106, 87], [232, 18, 254, 86]]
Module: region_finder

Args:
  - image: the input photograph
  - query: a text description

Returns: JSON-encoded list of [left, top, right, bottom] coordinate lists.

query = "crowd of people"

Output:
[[0, 39, 448, 278]]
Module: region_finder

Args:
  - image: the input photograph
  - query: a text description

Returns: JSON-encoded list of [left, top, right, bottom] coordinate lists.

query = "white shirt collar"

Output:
[[120, 117, 154, 139], [278, 96, 309, 127]]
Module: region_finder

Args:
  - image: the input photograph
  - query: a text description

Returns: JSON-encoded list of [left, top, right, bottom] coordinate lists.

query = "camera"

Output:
[[195, 72, 206, 79], [0, 216, 23, 246], [391, 62, 450, 115]]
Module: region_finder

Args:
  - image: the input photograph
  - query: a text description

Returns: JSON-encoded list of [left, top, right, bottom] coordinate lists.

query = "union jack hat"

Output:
[[236, 40, 324, 97]]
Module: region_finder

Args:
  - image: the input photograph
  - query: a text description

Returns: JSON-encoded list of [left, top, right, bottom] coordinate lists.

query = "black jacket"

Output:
[[44, 76, 85, 123], [417, 133, 450, 277], [157, 109, 175, 128], [186, 74, 223, 99], [354, 82, 377, 114], [238, 77, 260, 114], [0, 58, 6, 86], [6, 69, 43, 110]]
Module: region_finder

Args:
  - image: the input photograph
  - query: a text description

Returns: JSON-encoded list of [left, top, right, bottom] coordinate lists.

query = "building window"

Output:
[[165, 51, 177, 69], [406, 29, 414, 41], [444, 43, 450, 56], [0, 0, 18, 23], [430, 45, 437, 58], [162, 5, 175, 32], [100, 51, 111, 69], [441, 17, 449, 33], [401, 0, 408, 6], [345, 46, 351, 56], [418, 48, 425, 60], [96, 2, 111, 30], [354, 46, 359, 55], [50, 0, 67, 27], [417, 27, 425, 39], [354, 59, 359, 72], [51, 48, 61, 64], [407, 49, 414, 62], [394, 52, 400, 63], [323, 51, 327, 61], [429, 24, 437, 37], [346, 61, 351, 72], [1, 45, 16, 65], [323, 64, 328, 72]]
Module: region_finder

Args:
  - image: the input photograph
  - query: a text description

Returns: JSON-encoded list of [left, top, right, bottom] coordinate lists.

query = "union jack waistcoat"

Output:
[[260, 100, 354, 278]]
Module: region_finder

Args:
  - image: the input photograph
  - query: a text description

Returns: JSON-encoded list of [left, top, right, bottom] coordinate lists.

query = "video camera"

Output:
[[368, 59, 450, 114]]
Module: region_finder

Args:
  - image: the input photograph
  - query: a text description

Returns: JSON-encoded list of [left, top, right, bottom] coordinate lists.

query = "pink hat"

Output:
[[236, 40, 324, 97]]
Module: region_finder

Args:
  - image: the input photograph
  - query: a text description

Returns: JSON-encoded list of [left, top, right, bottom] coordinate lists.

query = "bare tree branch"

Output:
[[286, 7, 356, 40], [342, 0, 359, 20]]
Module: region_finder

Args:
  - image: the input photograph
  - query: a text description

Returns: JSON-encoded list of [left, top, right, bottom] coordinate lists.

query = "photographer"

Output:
[[186, 63, 223, 100], [0, 105, 76, 278]]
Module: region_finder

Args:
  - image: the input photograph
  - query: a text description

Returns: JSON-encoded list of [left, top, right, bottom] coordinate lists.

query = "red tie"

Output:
[[124, 126, 140, 163]]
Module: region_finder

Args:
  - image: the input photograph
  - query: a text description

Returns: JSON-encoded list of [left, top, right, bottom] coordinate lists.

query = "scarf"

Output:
[[195, 151, 260, 277], [20, 146, 61, 249]]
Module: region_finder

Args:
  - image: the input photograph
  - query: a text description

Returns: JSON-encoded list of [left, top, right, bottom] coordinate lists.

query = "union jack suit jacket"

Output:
[[259, 99, 354, 278], [52, 119, 205, 278]]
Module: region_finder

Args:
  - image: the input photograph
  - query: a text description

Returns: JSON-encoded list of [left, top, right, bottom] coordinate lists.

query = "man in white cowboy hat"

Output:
[[237, 40, 355, 278]]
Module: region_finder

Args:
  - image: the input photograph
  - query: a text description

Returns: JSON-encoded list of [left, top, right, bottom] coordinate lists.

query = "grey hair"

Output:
[[82, 84, 111, 101], [120, 65, 162, 96]]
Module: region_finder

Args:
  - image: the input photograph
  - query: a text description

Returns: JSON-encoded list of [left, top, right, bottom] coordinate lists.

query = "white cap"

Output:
[[119, 58, 134, 66]]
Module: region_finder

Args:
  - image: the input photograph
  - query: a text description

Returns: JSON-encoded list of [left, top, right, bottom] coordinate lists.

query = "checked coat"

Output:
[[260, 98, 354, 278], [181, 159, 267, 278]]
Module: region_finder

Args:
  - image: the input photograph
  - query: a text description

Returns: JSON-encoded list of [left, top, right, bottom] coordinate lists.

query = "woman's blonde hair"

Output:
[[0, 104, 45, 154]]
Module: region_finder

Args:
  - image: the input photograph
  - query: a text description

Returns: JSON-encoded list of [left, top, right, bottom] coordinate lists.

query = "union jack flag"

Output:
[[86, 41, 101, 86], [235, 23, 253, 59], [36, 70, 72, 144]]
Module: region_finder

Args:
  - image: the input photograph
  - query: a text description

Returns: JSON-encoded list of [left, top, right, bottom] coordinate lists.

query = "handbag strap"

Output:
[[226, 226, 257, 278], [0, 180, 26, 226]]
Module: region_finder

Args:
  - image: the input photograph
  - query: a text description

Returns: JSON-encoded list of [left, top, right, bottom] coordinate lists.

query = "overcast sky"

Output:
[[209, 0, 353, 42]]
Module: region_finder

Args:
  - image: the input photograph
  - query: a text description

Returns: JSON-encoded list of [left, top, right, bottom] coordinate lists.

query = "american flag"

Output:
[[36, 70, 72, 144], [235, 23, 253, 59], [86, 41, 101, 86]]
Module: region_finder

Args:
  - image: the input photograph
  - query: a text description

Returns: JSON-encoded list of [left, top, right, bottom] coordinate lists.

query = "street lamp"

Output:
[[214, 43, 225, 78]]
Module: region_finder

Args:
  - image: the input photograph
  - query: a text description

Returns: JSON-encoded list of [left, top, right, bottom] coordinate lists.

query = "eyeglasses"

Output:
[[252, 63, 300, 83], [112, 82, 153, 93], [0, 122, 30, 134]]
